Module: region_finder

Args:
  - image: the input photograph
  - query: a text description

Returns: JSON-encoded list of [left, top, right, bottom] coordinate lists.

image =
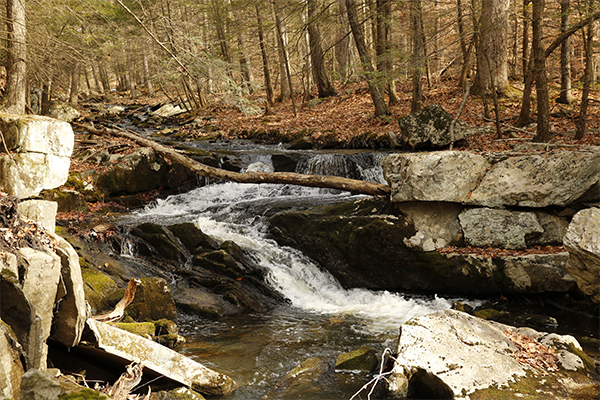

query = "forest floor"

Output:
[[104, 77, 600, 151]]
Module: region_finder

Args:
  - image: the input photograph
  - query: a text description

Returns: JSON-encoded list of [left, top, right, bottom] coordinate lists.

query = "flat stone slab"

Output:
[[86, 319, 237, 396]]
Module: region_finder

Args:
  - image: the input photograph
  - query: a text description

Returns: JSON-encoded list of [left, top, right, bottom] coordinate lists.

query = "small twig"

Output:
[[349, 348, 396, 400]]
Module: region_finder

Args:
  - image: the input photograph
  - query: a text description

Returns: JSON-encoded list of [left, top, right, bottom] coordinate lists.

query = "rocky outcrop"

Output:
[[564, 207, 600, 302], [396, 104, 478, 149], [0, 114, 73, 199], [86, 319, 238, 396], [383, 148, 600, 209], [0, 320, 24, 399], [268, 198, 576, 295], [387, 309, 598, 399]]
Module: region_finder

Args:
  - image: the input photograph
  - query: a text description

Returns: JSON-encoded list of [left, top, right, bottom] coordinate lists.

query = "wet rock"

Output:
[[173, 285, 238, 317], [0, 320, 24, 399], [126, 277, 177, 321], [151, 387, 206, 400], [459, 208, 543, 250], [131, 223, 188, 263], [387, 309, 598, 399], [335, 346, 378, 372], [397, 202, 464, 251], [563, 207, 600, 302], [396, 104, 478, 149], [383, 151, 490, 203], [192, 250, 247, 279], [155, 334, 186, 348], [469, 150, 600, 208], [168, 223, 219, 255], [153, 319, 178, 336], [49, 232, 89, 348], [86, 319, 238, 396], [19, 247, 62, 370], [264, 357, 329, 399]]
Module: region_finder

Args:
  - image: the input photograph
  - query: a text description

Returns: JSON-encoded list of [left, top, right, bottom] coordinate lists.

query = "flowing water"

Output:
[[122, 151, 479, 399]]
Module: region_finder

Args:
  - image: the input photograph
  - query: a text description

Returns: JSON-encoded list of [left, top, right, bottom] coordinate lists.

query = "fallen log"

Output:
[[74, 123, 391, 197]]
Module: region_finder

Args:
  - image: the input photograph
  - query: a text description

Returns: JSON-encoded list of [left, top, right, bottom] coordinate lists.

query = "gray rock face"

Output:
[[48, 232, 89, 348], [387, 309, 597, 399], [47, 102, 81, 123], [397, 202, 464, 251], [383, 151, 490, 203], [0, 114, 73, 199], [86, 319, 238, 396], [397, 104, 478, 149], [469, 150, 600, 208], [383, 149, 600, 209], [0, 321, 24, 400], [17, 200, 58, 232], [563, 207, 600, 302], [18, 247, 62, 370], [459, 208, 543, 249]]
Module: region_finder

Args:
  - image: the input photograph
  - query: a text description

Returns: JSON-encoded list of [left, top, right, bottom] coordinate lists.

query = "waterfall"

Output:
[[132, 181, 460, 335], [295, 153, 387, 184]]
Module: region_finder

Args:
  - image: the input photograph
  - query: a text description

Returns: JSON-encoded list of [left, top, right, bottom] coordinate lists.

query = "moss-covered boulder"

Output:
[[168, 222, 219, 255], [112, 321, 156, 338], [81, 267, 121, 314], [152, 387, 206, 400], [335, 346, 379, 372], [126, 277, 177, 321]]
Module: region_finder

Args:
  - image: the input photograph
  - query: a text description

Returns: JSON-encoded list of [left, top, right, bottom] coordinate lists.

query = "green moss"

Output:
[[335, 346, 378, 371], [81, 267, 119, 313], [474, 308, 509, 321], [111, 321, 155, 337], [564, 342, 597, 373], [58, 388, 108, 399]]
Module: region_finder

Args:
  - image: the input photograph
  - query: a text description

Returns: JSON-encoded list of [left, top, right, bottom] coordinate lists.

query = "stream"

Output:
[[108, 126, 597, 399]]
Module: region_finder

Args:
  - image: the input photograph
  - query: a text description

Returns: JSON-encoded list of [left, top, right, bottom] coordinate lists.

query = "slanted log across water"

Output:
[[74, 123, 391, 197]]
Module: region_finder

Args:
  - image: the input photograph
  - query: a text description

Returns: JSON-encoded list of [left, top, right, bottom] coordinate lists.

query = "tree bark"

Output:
[[410, 0, 425, 113], [576, 19, 594, 140], [69, 62, 81, 104], [473, 0, 510, 96], [307, 0, 336, 98], [532, 0, 550, 143], [76, 123, 391, 197], [5, 0, 27, 114], [335, 0, 352, 81], [557, 0, 573, 104], [376, 0, 397, 105], [522, 0, 531, 77], [346, 0, 390, 116], [255, 4, 275, 111], [142, 45, 154, 96], [235, 8, 255, 94], [272, 0, 292, 102]]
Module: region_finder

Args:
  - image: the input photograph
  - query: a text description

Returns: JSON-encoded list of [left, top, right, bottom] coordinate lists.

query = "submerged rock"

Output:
[[564, 207, 600, 302], [264, 357, 330, 399], [387, 309, 598, 399], [335, 346, 379, 372]]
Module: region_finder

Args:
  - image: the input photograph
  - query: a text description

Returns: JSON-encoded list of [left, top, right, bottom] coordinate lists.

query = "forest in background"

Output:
[[2, 0, 600, 147]]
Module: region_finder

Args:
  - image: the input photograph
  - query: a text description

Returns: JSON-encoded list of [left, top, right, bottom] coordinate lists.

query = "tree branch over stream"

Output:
[[74, 123, 392, 197]]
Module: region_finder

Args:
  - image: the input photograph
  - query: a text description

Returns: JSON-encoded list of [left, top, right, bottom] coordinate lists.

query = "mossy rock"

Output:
[[335, 346, 379, 371], [152, 387, 206, 400], [58, 388, 109, 399], [125, 277, 177, 321], [81, 267, 120, 314], [112, 321, 155, 338], [153, 318, 178, 335], [156, 334, 186, 348], [474, 308, 510, 321], [288, 136, 313, 150]]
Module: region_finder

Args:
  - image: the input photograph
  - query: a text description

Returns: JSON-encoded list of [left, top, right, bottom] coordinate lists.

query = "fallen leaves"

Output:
[[438, 245, 566, 258], [504, 330, 559, 372]]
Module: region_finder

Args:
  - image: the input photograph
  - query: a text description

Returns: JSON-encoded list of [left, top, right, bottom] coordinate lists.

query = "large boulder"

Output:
[[563, 207, 600, 302], [383, 149, 600, 209], [383, 151, 490, 203], [387, 309, 598, 399], [125, 277, 177, 321], [0, 114, 73, 199], [267, 198, 576, 295], [86, 319, 238, 396], [468, 150, 600, 208], [459, 208, 543, 250], [396, 104, 478, 149]]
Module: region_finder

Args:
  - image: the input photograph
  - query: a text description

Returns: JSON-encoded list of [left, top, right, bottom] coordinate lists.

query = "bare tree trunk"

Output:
[[346, 0, 390, 116], [302, 8, 313, 99], [126, 44, 136, 99], [557, 0, 573, 104], [5, 0, 27, 114], [142, 45, 154, 96], [473, 0, 510, 96], [410, 0, 425, 113], [532, 0, 550, 143], [576, 19, 594, 140], [255, 4, 274, 111], [335, 0, 351, 81], [69, 62, 81, 104], [376, 0, 397, 105], [235, 8, 255, 94], [77, 123, 391, 197], [307, 0, 336, 98], [522, 0, 531, 76], [273, 0, 292, 102]]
